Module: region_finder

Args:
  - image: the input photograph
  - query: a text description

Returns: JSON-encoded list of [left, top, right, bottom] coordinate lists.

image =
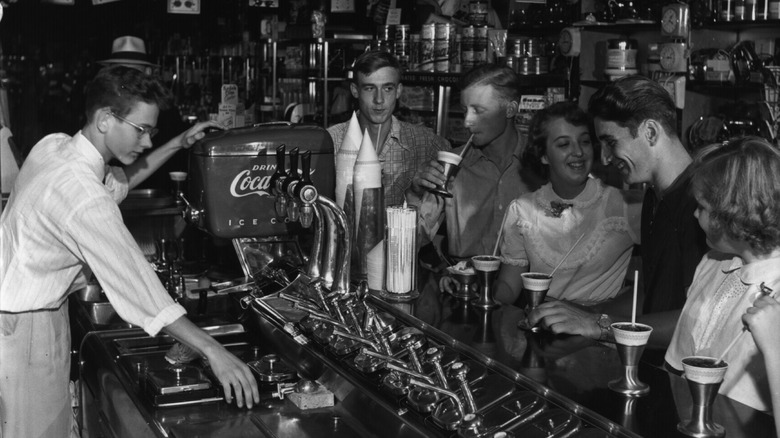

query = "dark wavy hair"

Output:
[[352, 50, 401, 80], [523, 102, 598, 180], [587, 75, 677, 139], [84, 65, 170, 122], [691, 136, 780, 255], [459, 64, 520, 106]]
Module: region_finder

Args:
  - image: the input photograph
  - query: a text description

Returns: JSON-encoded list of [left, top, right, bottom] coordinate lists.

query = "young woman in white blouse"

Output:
[[494, 102, 642, 308]]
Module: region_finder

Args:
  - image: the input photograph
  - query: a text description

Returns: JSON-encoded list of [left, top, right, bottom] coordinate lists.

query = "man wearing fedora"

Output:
[[99, 35, 158, 75], [98, 35, 193, 190]]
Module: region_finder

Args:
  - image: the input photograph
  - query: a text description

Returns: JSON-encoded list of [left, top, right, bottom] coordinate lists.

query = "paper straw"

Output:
[[717, 329, 745, 365], [492, 207, 510, 257], [631, 270, 639, 326], [716, 284, 775, 364], [549, 233, 585, 278], [458, 133, 476, 159]]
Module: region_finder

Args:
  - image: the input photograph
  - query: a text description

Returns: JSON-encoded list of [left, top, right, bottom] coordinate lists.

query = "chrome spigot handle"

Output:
[[359, 347, 406, 366], [408, 378, 465, 419], [425, 347, 450, 390], [177, 192, 202, 226], [385, 362, 436, 385], [402, 334, 424, 373], [269, 144, 287, 196], [332, 329, 380, 352], [294, 150, 317, 227], [283, 147, 301, 221], [282, 147, 300, 195], [270, 145, 288, 217], [449, 362, 478, 415]]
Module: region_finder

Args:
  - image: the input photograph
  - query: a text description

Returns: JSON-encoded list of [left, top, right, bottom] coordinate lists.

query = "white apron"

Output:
[[0, 301, 72, 437]]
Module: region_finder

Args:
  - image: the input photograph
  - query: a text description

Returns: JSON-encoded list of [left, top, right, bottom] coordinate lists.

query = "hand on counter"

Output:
[[203, 344, 260, 409], [527, 300, 601, 339], [162, 317, 260, 409], [438, 275, 457, 295]]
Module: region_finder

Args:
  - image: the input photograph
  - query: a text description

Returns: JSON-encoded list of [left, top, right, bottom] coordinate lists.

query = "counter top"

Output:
[[411, 294, 776, 438], [75, 290, 776, 438]]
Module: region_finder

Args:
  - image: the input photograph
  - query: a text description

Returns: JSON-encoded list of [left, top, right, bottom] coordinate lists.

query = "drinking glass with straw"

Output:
[[517, 233, 586, 332], [429, 134, 475, 198], [608, 270, 654, 396]]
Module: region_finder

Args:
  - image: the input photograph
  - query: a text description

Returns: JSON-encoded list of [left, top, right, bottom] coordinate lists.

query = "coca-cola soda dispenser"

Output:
[[186, 122, 335, 239]]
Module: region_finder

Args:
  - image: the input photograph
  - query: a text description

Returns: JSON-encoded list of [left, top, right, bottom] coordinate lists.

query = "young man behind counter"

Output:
[[0, 66, 258, 437]]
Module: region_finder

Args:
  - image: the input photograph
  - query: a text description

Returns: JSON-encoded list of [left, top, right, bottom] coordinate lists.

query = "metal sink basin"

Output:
[[82, 302, 133, 329], [74, 283, 108, 302]]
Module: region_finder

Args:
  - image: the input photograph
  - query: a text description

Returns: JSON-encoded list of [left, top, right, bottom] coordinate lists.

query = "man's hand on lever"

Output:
[[203, 344, 260, 408]]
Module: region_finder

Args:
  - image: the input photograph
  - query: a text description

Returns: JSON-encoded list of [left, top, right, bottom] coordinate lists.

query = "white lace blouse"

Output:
[[499, 178, 642, 304]]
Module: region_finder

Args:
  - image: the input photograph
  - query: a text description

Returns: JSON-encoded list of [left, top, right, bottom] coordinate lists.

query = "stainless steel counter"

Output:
[[411, 294, 777, 438], [76, 289, 776, 438]]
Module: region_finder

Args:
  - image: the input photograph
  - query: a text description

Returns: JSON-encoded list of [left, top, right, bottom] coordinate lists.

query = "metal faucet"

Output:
[[332, 329, 381, 352], [449, 362, 478, 415], [408, 378, 465, 419]]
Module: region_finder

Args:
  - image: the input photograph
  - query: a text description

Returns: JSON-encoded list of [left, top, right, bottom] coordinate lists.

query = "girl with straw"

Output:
[[666, 136, 780, 414], [494, 102, 642, 307]]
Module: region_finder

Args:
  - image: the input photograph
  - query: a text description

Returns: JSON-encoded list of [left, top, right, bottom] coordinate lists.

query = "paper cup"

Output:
[[520, 272, 552, 291], [611, 322, 653, 346], [471, 255, 500, 272], [438, 151, 463, 166], [682, 356, 728, 384]]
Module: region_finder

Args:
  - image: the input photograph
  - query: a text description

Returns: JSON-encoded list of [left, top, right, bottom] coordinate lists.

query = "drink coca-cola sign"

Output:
[[229, 164, 275, 198], [229, 164, 318, 199]]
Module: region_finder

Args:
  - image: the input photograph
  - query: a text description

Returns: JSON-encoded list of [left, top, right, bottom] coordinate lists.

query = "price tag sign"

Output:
[[386, 8, 402, 25]]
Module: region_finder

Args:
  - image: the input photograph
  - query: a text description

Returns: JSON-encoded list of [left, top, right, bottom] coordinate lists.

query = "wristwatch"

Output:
[[597, 314, 613, 341]]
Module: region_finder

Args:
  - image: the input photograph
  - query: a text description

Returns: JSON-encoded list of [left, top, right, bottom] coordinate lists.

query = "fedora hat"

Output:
[[98, 36, 157, 67]]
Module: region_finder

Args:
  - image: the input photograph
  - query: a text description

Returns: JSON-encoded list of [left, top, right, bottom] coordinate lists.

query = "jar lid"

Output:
[[607, 38, 638, 50]]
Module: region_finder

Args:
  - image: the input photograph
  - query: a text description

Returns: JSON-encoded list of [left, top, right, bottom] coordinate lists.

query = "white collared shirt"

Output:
[[666, 251, 780, 412], [0, 131, 185, 336]]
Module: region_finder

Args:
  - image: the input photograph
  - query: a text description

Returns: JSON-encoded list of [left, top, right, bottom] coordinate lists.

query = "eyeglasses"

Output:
[[109, 111, 159, 139]]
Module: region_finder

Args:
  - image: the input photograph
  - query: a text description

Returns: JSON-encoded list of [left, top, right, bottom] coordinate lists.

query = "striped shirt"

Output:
[[0, 131, 185, 336], [328, 115, 451, 207]]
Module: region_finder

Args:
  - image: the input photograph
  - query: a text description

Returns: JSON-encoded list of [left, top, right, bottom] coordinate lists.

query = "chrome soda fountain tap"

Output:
[[424, 347, 450, 390], [449, 362, 478, 415], [281, 147, 300, 222], [294, 150, 317, 228], [269, 144, 288, 217]]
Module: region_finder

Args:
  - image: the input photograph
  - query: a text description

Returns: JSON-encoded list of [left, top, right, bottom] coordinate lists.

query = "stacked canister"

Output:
[[375, 22, 494, 73], [505, 37, 548, 75]]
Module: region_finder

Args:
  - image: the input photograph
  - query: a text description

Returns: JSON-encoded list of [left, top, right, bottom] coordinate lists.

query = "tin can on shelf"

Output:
[[420, 25, 436, 72], [606, 38, 638, 71], [474, 25, 489, 52], [720, 0, 735, 20], [473, 49, 487, 65], [462, 25, 475, 52], [462, 49, 475, 71], [468, 0, 489, 25], [434, 23, 455, 72], [377, 24, 394, 41]]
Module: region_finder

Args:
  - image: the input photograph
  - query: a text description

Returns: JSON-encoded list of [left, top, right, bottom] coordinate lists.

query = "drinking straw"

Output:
[[492, 208, 510, 257], [458, 133, 476, 159], [631, 270, 639, 326], [549, 233, 586, 278], [715, 283, 774, 364], [716, 330, 745, 365]]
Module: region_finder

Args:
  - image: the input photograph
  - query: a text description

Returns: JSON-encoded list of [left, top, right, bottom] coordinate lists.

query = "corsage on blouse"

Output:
[[547, 201, 573, 218]]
